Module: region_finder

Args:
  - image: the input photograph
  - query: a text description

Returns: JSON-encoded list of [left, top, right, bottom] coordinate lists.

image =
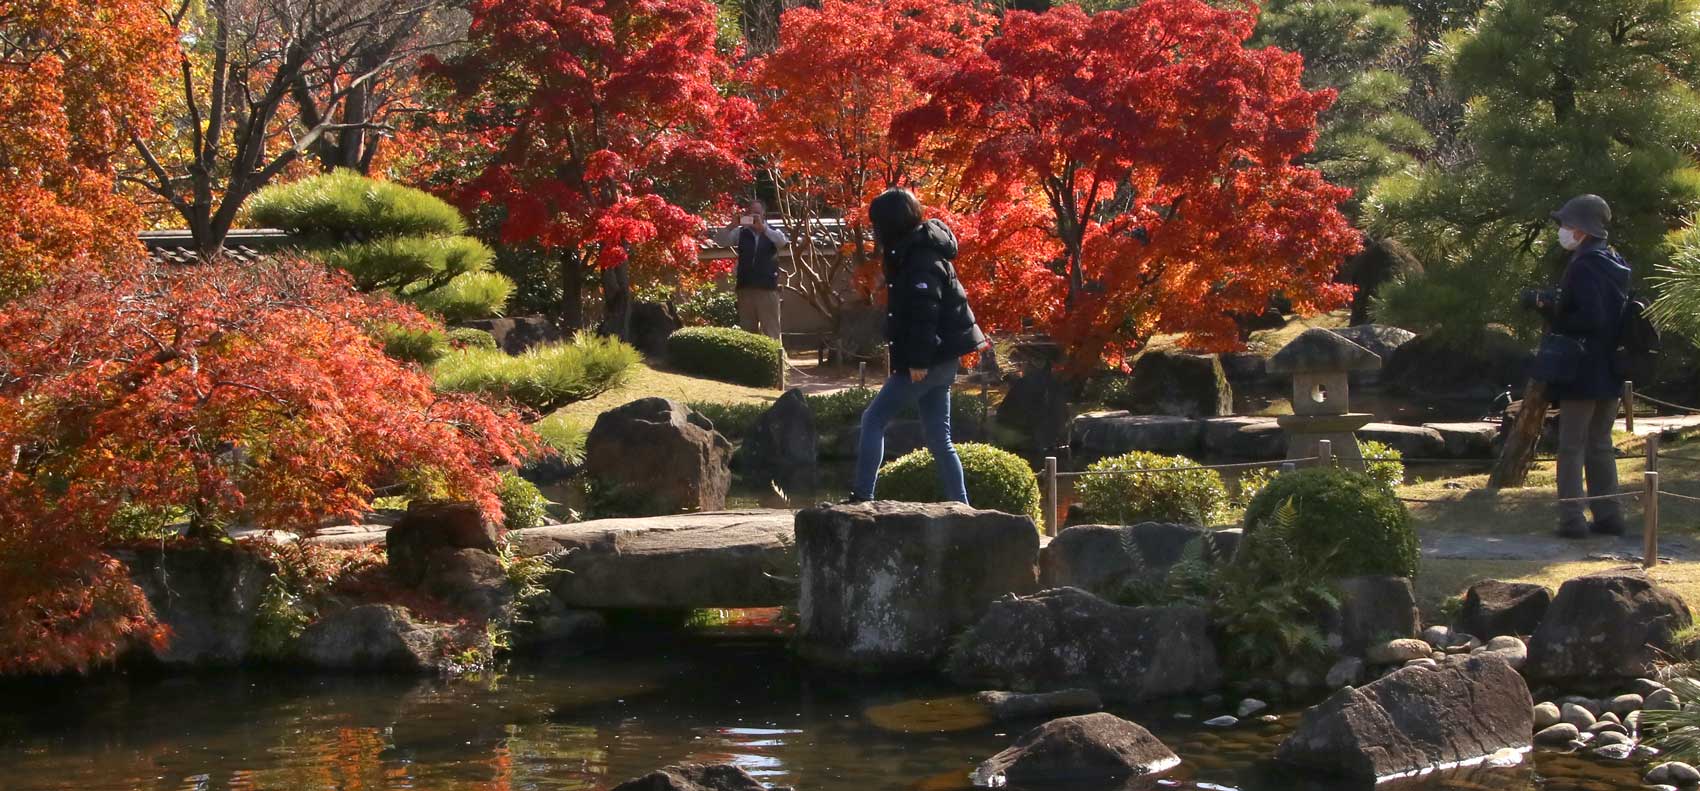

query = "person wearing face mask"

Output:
[[1534, 194, 1632, 538]]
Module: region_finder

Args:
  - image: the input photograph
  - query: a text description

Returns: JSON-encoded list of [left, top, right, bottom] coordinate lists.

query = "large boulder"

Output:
[[511, 510, 797, 609], [1200, 416, 1284, 460], [584, 398, 734, 515], [1119, 351, 1233, 418], [995, 363, 1072, 453], [1040, 523, 1232, 597], [734, 389, 817, 491], [1425, 422, 1501, 459], [795, 502, 1038, 671], [947, 587, 1221, 702], [1384, 330, 1528, 402], [1276, 653, 1533, 781], [458, 315, 562, 355], [610, 763, 789, 791], [1067, 412, 1202, 461], [623, 300, 680, 357], [117, 546, 276, 666], [1326, 576, 1421, 656], [1360, 423, 1447, 458], [386, 500, 499, 588], [422, 548, 515, 621], [1525, 570, 1692, 681], [1336, 235, 1423, 326], [974, 713, 1179, 787], [1458, 580, 1552, 639], [1330, 325, 1417, 365], [298, 604, 466, 672]]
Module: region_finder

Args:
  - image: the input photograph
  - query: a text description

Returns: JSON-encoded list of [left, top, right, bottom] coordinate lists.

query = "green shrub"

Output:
[[804, 385, 986, 438], [497, 471, 548, 531], [407, 271, 515, 323], [686, 400, 767, 441], [667, 326, 783, 387], [431, 332, 639, 412], [532, 413, 589, 466], [321, 234, 493, 293], [1075, 451, 1229, 526], [678, 286, 740, 327], [247, 169, 465, 239], [876, 443, 1041, 524], [377, 323, 448, 364], [447, 327, 498, 350], [1207, 497, 1342, 679], [1242, 467, 1418, 578], [1232, 466, 1280, 509], [1358, 439, 1406, 490]]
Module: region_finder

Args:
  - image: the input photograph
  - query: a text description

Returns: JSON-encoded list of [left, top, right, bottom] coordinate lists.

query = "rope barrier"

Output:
[[1658, 490, 1700, 504], [1657, 453, 1700, 465], [1054, 457, 1319, 478], [1555, 491, 1642, 504], [1637, 392, 1700, 415]]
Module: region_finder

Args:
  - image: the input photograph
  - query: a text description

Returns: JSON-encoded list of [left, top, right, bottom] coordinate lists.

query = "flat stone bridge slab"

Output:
[[510, 509, 797, 610]]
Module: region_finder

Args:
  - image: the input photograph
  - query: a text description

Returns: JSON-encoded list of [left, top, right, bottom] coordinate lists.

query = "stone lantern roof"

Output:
[[1267, 328, 1382, 375]]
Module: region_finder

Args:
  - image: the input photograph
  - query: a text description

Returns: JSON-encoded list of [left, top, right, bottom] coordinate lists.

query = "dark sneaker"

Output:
[[1590, 517, 1627, 536], [837, 495, 872, 506]]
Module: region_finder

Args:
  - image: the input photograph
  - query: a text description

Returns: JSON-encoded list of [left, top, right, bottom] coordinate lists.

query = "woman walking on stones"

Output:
[[845, 189, 988, 505]]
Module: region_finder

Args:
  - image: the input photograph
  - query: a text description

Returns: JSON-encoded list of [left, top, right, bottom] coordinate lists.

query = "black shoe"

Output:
[[837, 495, 872, 506], [1556, 522, 1589, 539], [1591, 517, 1627, 536]]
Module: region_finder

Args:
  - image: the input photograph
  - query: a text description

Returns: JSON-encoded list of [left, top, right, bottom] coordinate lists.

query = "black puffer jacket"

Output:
[[883, 219, 987, 371]]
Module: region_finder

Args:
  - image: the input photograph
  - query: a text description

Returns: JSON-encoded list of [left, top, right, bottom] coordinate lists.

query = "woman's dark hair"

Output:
[[869, 188, 923, 248]]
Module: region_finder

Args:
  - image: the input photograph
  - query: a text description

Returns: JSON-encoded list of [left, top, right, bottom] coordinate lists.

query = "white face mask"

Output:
[[1558, 227, 1586, 251]]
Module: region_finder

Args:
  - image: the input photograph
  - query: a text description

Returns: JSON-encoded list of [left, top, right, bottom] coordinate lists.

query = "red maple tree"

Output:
[[0, 0, 171, 298], [422, 0, 753, 332], [0, 255, 540, 673], [895, 0, 1361, 366]]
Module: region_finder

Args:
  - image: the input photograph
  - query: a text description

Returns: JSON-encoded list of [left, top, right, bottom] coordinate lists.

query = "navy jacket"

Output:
[[1547, 239, 1631, 401], [883, 220, 987, 371], [716, 224, 786, 290]]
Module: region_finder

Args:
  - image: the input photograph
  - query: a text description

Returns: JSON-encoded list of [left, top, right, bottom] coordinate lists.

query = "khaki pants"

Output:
[[737, 287, 782, 341]]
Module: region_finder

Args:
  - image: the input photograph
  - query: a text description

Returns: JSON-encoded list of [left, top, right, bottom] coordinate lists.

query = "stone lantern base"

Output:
[[1276, 413, 1374, 471]]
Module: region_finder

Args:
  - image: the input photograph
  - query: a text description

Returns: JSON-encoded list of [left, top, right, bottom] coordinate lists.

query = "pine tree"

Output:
[[1367, 0, 1700, 344], [1253, 0, 1432, 210]]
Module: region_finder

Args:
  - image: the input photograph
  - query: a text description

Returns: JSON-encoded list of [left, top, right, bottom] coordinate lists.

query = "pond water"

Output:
[[0, 630, 1656, 791]]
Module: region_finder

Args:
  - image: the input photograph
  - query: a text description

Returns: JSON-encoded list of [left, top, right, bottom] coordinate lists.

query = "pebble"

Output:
[[1561, 702, 1598, 730], [1326, 657, 1364, 688], [1367, 638, 1433, 664], [1403, 658, 1439, 670], [1258, 714, 1280, 723], [1600, 711, 1622, 725], [1430, 651, 1448, 661], [1590, 729, 1631, 746], [1558, 694, 1603, 716], [1203, 715, 1237, 727], [1533, 702, 1562, 729], [1535, 723, 1581, 746], [1236, 698, 1268, 718], [1421, 625, 1453, 645], [1608, 693, 1644, 717], [1646, 786, 1678, 791], [1634, 678, 1669, 697], [1587, 720, 1628, 736], [1591, 742, 1635, 760], [1648, 688, 1683, 711], [1645, 761, 1700, 785], [1627, 710, 1643, 732], [1482, 635, 1528, 668]]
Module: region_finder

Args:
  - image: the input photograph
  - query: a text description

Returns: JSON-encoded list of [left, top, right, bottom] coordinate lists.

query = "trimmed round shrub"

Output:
[[497, 471, 548, 531], [323, 235, 493, 293], [1075, 451, 1229, 526], [666, 326, 783, 387], [447, 326, 498, 350], [407, 271, 515, 323], [1242, 467, 1418, 578], [431, 332, 639, 412], [876, 443, 1041, 524], [377, 323, 447, 364], [1358, 439, 1406, 490]]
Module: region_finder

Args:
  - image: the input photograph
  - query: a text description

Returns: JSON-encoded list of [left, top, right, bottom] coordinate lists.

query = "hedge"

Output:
[[1241, 467, 1418, 578], [1075, 451, 1229, 526], [876, 443, 1042, 524], [666, 326, 783, 387], [246, 169, 465, 239], [431, 332, 639, 413]]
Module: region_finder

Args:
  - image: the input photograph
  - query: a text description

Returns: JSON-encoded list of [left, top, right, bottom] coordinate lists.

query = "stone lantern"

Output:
[[1267, 328, 1382, 470]]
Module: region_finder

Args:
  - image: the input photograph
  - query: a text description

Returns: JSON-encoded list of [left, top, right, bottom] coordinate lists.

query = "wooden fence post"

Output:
[[1491, 379, 1550, 488], [1644, 470, 1661, 569], [1043, 456, 1059, 538], [859, 362, 867, 388], [1318, 439, 1333, 467], [1647, 433, 1660, 474], [1624, 381, 1636, 435]]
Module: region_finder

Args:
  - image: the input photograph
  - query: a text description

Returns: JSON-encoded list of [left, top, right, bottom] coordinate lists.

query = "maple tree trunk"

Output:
[[1489, 379, 1550, 488], [559, 251, 585, 330], [600, 262, 632, 341]]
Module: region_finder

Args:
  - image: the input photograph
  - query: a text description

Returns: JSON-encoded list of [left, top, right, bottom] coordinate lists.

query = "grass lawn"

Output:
[[544, 359, 780, 430], [1403, 430, 1700, 615]]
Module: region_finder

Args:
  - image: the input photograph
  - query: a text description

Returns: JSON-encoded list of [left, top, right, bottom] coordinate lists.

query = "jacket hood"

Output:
[[1577, 240, 1631, 285], [899, 219, 958, 262]]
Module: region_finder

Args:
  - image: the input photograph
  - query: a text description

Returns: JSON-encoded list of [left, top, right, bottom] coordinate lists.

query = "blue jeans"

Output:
[[851, 359, 968, 503]]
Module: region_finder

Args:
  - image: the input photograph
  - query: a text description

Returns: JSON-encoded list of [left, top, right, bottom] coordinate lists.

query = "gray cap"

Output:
[[1551, 194, 1611, 240]]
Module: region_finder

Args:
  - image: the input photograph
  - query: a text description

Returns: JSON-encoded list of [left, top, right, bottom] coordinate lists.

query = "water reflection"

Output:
[[0, 636, 1658, 791]]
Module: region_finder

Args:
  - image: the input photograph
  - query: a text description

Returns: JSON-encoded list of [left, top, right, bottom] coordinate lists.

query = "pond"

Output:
[[0, 629, 1657, 791]]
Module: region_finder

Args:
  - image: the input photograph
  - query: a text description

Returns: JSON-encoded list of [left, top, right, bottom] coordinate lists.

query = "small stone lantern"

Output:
[[1266, 328, 1382, 470]]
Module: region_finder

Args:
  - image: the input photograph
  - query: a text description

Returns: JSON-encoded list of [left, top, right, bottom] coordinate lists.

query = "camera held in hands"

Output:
[[1520, 287, 1559, 312]]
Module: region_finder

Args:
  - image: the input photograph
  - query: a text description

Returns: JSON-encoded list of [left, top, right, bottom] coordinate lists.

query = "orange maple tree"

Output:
[[895, 0, 1362, 366], [0, 0, 172, 298]]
